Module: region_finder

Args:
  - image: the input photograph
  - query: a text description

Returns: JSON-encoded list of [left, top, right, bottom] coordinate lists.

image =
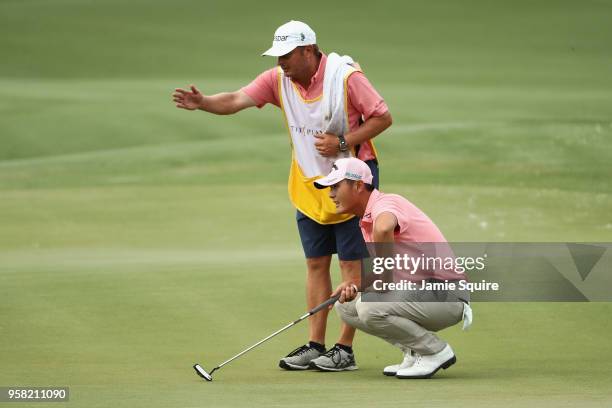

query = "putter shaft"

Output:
[[195, 294, 340, 379]]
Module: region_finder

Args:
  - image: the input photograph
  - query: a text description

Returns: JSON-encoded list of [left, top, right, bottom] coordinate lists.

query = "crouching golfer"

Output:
[[313, 158, 472, 378]]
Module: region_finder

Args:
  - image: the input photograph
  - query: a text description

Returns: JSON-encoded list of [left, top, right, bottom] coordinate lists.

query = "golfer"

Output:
[[173, 21, 392, 371], [313, 157, 472, 378]]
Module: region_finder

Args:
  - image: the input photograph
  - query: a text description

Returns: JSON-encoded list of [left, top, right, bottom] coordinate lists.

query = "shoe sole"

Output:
[[279, 360, 310, 371], [383, 370, 397, 376], [396, 355, 456, 379], [309, 362, 359, 372]]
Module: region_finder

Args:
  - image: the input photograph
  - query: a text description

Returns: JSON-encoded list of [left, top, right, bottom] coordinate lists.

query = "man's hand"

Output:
[[314, 133, 340, 157], [173, 85, 204, 110], [331, 281, 359, 304]]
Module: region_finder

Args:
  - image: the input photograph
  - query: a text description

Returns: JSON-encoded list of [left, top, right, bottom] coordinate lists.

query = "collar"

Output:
[[360, 189, 381, 225]]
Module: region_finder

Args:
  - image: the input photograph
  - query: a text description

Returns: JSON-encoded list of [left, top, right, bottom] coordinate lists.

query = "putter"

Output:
[[193, 293, 341, 381]]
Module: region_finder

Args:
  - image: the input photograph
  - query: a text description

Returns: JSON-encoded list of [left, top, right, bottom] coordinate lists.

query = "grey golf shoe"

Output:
[[279, 344, 323, 370], [309, 345, 358, 371]]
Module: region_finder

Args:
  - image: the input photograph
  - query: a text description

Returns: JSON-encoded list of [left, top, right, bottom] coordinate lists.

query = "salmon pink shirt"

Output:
[[241, 53, 388, 161], [360, 190, 448, 243], [360, 190, 464, 281]]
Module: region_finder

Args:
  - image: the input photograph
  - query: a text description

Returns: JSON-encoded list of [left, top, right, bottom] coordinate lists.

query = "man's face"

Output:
[[277, 47, 308, 79], [329, 180, 359, 214]]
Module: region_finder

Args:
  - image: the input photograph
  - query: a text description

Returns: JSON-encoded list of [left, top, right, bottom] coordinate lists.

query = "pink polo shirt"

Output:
[[240, 53, 388, 161], [360, 189, 448, 243], [360, 190, 463, 281]]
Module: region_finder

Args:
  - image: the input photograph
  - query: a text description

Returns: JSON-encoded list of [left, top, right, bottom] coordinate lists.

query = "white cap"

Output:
[[314, 158, 373, 189], [262, 20, 317, 57]]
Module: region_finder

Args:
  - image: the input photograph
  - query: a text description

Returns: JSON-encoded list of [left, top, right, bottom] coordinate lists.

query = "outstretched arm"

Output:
[[173, 85, 256, 115]]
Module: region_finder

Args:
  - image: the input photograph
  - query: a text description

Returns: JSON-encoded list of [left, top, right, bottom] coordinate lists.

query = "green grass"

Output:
[[1, 0, 612, 407]]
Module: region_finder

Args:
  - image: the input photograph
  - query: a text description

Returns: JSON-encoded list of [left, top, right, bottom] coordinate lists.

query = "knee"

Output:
[[306, 257, 330, 275], [339, 260, 361, 284], [338, 259, 361, 275], [335, 298, 363, 329], [334, 300, 355, 321], [356, 304, 388, 327]]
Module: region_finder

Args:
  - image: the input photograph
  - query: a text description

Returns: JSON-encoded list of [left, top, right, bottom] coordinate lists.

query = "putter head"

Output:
[[193, 364, 213, 381]]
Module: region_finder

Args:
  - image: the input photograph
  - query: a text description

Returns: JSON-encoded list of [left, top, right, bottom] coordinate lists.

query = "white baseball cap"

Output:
[[314, 158, 373, 189], [262, 20, 317, 57]]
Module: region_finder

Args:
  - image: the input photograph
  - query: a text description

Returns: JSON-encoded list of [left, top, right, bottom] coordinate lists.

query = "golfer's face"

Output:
[[329, 180, 356, 214], [277, 47, 304, 78]]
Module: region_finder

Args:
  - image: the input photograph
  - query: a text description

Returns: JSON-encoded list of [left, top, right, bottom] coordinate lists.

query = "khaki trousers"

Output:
[[335, 293, 464, 355]]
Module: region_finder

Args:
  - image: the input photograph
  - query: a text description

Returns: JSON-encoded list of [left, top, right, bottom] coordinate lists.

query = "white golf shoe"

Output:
[[395, 344, 456, 379], [383, 350, 416, 376]]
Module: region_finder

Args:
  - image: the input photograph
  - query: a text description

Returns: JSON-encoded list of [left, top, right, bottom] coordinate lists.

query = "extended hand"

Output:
[[173, 85, 204, 110], [314, 133, 340, 157]]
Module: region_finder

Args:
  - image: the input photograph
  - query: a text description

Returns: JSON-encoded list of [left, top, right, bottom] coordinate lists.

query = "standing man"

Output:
[[313, 158, 472, 378], [173, 21, 392, 371]]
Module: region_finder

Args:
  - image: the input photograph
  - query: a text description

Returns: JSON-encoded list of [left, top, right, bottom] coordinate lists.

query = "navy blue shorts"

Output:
[[296, 159, 379, 261]]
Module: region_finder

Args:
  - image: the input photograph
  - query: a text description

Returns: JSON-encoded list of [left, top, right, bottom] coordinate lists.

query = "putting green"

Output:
[[1, 0, 611, 406]]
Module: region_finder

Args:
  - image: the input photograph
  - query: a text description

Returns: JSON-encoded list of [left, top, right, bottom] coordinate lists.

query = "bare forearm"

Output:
[[362, 231, 395, 290], [199, 92, 241, 115], [364, 219, 396, 290], [344, 112, 392, 148]]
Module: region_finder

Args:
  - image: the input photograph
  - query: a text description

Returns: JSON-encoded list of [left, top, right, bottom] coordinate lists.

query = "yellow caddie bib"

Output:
[[278, 67, 357, 224]]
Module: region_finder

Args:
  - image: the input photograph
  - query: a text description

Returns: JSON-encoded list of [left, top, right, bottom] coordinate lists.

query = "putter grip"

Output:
[[309, 294, 341, 315]]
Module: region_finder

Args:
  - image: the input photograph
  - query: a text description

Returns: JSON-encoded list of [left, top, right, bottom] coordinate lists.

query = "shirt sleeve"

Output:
[[373, 198, 409, 235], [346, 71, 389, 121], [240, 68, 280, 108]]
